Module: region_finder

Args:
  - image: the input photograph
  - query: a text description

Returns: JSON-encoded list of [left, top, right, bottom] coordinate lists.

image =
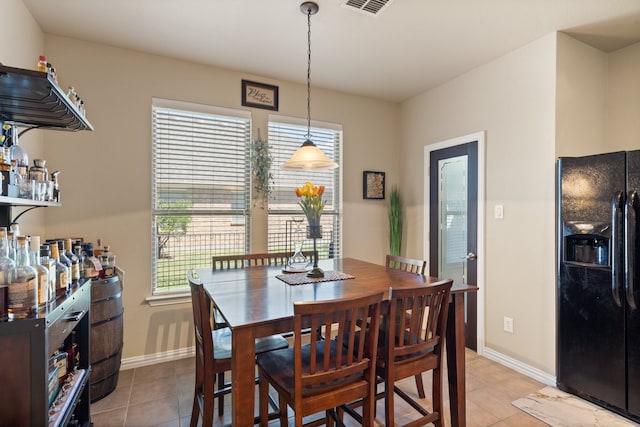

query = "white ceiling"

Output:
[[23, 0, 640, 103]]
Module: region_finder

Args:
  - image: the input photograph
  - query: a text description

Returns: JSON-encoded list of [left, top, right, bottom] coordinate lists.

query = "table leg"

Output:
[[446, 293, 466, 427], [231, 327, 255, 426]]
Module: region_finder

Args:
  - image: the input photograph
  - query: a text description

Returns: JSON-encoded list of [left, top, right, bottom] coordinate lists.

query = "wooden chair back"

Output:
[[385, 254, 427, 275], [188, 270, 213, 370], [379, 280, 453, 426], [280, 291, 383, 424], [212, 251, 294, 270]]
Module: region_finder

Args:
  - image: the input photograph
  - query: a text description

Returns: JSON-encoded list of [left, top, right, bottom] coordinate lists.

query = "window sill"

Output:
[[145, 291, 191, 307]]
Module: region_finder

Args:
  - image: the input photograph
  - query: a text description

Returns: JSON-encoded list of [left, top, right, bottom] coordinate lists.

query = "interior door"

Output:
[[429, 141, 478, 350]]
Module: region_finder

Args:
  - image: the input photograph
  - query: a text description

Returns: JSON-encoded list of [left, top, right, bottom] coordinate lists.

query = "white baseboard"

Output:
[[482, 347, 556, 386], [120, 346, 195, 371]]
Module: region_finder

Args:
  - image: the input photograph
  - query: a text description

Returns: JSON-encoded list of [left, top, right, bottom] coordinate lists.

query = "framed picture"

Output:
[[363, 171, 385, 199], [241, 79, 279, 111]]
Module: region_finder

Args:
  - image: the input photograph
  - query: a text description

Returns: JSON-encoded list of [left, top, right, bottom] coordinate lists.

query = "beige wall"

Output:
[[37, 35, 400, 359], [607, 41, 640, 151], [556, 33, 608, 157], [401, 34, 558, 373]]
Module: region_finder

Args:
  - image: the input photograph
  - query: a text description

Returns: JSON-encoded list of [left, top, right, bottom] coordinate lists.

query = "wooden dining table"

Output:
[[196, 257, 478, 426]]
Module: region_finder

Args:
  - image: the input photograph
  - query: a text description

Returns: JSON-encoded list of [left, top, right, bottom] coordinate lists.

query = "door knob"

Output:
[[465, 252, 477, 261]]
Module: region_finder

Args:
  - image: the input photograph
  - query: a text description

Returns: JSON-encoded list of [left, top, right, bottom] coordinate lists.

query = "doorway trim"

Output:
[[424, 131, 485, 355]]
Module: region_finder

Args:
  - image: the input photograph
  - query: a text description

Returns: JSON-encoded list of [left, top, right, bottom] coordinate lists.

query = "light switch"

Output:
[[494, 204, 504, 219]]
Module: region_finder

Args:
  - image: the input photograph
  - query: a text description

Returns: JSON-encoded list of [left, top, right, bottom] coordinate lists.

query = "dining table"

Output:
[[196, 257, 478, 426]]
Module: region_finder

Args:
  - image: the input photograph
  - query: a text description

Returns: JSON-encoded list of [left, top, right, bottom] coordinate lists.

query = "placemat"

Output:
[[276, 270, 355, 286]]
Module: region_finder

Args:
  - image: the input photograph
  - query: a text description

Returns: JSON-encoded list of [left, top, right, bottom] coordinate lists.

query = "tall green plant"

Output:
[[389, 186, 402, 256]]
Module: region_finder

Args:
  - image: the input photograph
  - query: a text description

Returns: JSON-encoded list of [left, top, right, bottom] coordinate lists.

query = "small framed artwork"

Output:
[[241, 79, 279, 111], [363, 171, 386, 199]]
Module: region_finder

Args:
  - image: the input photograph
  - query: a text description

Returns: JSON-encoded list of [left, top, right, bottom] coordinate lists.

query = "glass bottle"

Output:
[[40, 244, 56, 303], [64, 239, 80, 287], [6, 124, 28, 168], [7, 231, 16, 262], [29, 236, 49, 310], [57, 240, 73, 289], [99, 246, 116, 278], [8, 235, 38, 319], [74, 244, 84, 279], [50, 242, 69, 297], [29, 159, 48, 182], [82, 245, 100, 280], [0, 227, 15, 319], [37, 55, 48, 72]]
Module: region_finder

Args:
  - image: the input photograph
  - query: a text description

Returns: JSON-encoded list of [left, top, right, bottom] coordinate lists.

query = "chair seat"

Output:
[[213, 327, 288, 360], [256, 340, 365, 398]]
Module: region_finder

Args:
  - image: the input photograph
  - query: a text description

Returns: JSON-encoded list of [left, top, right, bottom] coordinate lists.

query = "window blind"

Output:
[[151, 99, 251, 293], [267, 118, 342, 259]]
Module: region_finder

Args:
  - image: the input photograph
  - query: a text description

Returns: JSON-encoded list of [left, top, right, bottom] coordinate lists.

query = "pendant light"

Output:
[[281, 2, 338, 171]]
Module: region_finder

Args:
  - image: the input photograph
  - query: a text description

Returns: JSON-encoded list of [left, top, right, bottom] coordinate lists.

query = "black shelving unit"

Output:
[[0, 64, 94, 426]]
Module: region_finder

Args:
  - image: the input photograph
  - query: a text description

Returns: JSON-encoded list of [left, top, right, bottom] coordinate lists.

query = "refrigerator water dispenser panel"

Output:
[[563, 221, 611, 267]]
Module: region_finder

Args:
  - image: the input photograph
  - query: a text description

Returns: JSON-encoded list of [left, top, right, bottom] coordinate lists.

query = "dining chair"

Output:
[[385, 254, 429, 398], [187, 270, 289, 426], [255, 291, 384, 427], [385, 254, 427, 275], [377, 280, 452, 427], [212, 251, 297, 270]]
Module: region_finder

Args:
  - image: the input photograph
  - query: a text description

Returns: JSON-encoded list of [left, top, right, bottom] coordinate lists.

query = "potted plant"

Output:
[[249, 135, 273, 208], [388, 186, 402, 256]]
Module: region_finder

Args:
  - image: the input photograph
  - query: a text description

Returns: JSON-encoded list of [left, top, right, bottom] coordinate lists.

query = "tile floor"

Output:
[[90, 349, 548, 426]]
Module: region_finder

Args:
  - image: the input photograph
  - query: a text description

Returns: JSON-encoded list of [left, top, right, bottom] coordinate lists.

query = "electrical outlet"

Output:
[[503, 316, 514, 333], [494, 204, 504, 219]]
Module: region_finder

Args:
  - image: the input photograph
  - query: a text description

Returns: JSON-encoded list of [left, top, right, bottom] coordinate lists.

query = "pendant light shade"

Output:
[[281, 2, 338, 171]]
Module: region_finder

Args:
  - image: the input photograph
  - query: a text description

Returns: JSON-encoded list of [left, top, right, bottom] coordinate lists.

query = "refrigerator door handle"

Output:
[[612, 191, 623, 307], [626, 191, 638, 310]]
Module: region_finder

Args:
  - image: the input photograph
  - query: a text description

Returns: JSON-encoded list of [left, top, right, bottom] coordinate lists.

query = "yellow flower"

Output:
[[295, 181, 326, 226]]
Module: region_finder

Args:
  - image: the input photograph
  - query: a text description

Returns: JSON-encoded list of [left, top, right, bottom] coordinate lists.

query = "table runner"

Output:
[[276, 270, 355, 286]]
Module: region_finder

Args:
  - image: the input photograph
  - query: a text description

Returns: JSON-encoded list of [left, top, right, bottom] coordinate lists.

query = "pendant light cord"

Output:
[[306, 6, 312, 140]]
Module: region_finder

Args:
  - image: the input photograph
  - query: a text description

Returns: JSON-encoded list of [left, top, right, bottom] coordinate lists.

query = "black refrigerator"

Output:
[[557, 150, 640, 422]]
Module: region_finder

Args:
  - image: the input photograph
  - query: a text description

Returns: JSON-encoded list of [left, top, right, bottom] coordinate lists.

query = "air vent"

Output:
[[342, 0, 393, 16]]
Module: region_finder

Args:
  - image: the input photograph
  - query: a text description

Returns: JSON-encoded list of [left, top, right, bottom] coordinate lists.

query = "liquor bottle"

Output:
[[50, 243, 69, 297], [82, 245, 100, 279], [0, 227, 15, 319], [40, 244, 56, 303], [99, 246, 116, 278], [57, 240, 73, 289], [29, 235, 49, 310], [64, 239, 80, 287], [74, 244, 84, 279], [8, 235, 38, 318]]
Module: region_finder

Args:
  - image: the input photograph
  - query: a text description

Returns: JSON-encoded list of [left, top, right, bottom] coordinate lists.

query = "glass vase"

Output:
[[306, 224, 324, 278]]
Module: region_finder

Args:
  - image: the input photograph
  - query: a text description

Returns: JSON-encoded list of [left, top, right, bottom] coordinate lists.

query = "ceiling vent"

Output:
[[342, 0, 393, 16]]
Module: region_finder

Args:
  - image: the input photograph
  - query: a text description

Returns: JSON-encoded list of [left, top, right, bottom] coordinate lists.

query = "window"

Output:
[[267, 116, 342, 259], [151, 99, 251, 294]]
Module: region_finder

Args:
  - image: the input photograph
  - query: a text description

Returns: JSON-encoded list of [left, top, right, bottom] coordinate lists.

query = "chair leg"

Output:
[[258, 376, 270, 427], [217, 372, 225, 416], [414, 373, 426, 399], [190, 393, 199, 427], [432, 368, 443, 427], [385, 372, 395, 427], [279, 394, 289, 427]]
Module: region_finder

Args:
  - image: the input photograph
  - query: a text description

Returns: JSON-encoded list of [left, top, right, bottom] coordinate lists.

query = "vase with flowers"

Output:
[[295, 181, 325, 277]]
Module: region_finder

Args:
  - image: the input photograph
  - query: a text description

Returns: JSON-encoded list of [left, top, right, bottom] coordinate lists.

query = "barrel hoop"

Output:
[[91, 345, 124, 366], [91, 310, 124, 327], [92, 291, 123, 303], [91, 371, 119, 386]]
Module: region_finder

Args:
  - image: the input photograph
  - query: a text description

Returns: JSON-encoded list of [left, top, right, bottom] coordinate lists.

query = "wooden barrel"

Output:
[[89, 275, 124, 402]]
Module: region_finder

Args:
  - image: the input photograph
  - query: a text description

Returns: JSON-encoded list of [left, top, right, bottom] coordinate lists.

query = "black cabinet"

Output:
[[0, 282, 91, 426]]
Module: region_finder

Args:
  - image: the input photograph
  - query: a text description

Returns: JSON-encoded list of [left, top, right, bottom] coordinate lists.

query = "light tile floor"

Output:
[[90, 349, 548, 427]]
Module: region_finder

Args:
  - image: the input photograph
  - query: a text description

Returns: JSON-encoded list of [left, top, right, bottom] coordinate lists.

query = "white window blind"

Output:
[[267, 117, 342, 260], [152, 99, 251, 293]]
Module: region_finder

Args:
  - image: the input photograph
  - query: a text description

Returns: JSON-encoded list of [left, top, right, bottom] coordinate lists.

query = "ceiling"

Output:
[[23, 0, 640, 103]]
